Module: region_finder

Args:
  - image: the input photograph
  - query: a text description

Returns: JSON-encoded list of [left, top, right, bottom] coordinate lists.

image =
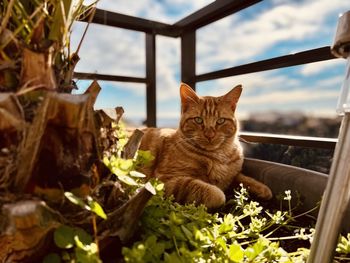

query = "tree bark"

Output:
[[19, 48, 57, 91], [0, 81, 151, 261], [0, 200, 64, 262]]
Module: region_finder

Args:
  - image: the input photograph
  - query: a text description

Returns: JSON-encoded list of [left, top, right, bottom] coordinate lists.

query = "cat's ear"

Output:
[[222, 84, 242, 111], [180, 83, 199, 112]]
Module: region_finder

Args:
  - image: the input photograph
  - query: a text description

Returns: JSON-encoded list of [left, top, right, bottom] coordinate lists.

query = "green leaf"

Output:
[[253, 237, 269, 253], [64, 192, 90, 211], [194, 228, 205, 241], [136, 150, 155, 166], [181, 225, 193, 240], [245, 247, 257, 261], [169, 211, 184, 225], [43, 253, 61, 263], [122, 243, 146, 262], [138, 150, 154, 160], [74, 235, 98, 253], [74, 235, 85, 250], [228, 243, 244, 262], [145, 181, 156, 195], [219, 214, 235, 234], [74, 236, 101, 263], [74, 227, 93, 245], [245, 237, 269, 260], [117, 174, 139, 186], [62, 251, 71, 261], [215, 236, 227, 250], [164, 252, 183, 263], [111, 167, 126, 177], [103, 156, 110, 167], [48, 0, 68, 42], [155, 182, 164, 191], [144, 235, 166, 259], [119, 159, 134, 171], [130, 171, 146, 178], [54, 225, 75, 249], [87, 196, 107, 219], [65, 192, 107, 219]]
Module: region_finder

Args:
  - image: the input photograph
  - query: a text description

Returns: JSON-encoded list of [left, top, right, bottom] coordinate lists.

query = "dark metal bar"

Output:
[[88, 8, 180, 37], [73, 72, 146, 83], [145, 33, 157, 127], [239, 131, 337, 150], [181, 30, 196, 90], [175, 0, 261, 31], [88, 0, 260, 38], [197, 47, 337, 82]]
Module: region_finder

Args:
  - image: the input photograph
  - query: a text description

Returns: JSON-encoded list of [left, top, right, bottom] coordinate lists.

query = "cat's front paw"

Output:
[[255, 185, 273, 200]]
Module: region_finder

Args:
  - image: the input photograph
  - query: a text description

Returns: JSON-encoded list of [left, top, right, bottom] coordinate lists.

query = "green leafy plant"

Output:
[[43, 225, 101, 263], [42, 122, 161, 262], [122, 184, 350, 262], [64, 192, 107, 220], [0, 0, 97, 92], [41, 122, 350, 262], [102, 124, 155, 196], [102, 124, 350, 262], [336, 234, 350, 262], [42, 192, 107, 263]]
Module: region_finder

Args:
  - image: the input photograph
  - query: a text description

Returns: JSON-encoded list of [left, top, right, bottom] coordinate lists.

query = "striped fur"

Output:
[[138, 83, 272, 209]]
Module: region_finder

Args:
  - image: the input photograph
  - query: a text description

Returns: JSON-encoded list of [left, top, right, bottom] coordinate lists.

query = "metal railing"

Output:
[[74, 0, 339, 150]]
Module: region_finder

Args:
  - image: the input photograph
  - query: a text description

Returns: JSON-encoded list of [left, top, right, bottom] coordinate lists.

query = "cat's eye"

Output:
[[217, 118, 225, 125], [194, 117, 203, 124]]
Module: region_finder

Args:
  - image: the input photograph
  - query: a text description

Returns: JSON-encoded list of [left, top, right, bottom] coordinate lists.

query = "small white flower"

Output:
[[284, 190, 292, 201]]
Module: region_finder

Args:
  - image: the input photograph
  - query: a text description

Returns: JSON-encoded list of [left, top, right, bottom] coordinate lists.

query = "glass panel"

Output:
[[197, 1, 348, 74], [196, 59, 345, 138], [74, 80, 146, 126], [156, 36, 181, 128], [70, 22, 145, 77]]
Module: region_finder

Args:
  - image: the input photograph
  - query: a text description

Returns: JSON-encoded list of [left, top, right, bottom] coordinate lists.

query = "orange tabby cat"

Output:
[[138, 83, 272, 209]]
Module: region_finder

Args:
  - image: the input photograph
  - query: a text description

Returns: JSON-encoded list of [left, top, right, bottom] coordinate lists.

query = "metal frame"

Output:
[[74, 0, 338, 148], [181, 30, 196, 90], [196, 46, 335, 82], [145, 33, 157, 127]]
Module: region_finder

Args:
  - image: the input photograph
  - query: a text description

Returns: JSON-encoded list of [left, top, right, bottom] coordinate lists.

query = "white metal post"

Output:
[[308, 10, 350, 263]]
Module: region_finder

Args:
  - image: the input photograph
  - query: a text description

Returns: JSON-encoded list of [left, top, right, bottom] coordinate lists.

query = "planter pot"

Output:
[[242, 158, 350, 233]]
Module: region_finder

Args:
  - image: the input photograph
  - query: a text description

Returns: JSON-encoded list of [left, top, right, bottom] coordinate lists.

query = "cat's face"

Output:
[[179, 83, 242, 151]]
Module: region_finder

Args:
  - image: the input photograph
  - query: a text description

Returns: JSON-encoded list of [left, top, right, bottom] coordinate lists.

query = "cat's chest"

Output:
[[158, 138, 242, 188], [205, 155, 241, 187], [184, 149, 243, 189]]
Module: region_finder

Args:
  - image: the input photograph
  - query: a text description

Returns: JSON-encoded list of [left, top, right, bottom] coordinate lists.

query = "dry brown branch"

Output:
[[0, 0, 15, 36], [98, 188, 152, 243], [0, 93, 24, 190], [19, 48, 57, 91], [15, 91, 99, 195], [122, 129, 144, 159]]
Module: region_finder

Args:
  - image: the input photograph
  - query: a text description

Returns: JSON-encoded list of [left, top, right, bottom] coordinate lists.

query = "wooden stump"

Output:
[[0, 80, 151, 261], [0, 200, 63, 262]]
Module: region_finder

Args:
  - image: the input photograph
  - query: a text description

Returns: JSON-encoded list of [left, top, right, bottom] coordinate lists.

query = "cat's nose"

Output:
[[204, 128, 216, 141]]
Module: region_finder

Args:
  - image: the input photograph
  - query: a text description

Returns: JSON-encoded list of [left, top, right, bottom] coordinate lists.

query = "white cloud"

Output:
[[197, 71, 299, 97], [241, 89, 339, 106], [71, 22, 145, 78], [156, 36, 181, 101], [95, 0, 213, 23], [197, 0, 348, 74], [317, 75, 344, 89], [300, 59, 345, 76], [72, 0, 347, 121], [196, 67, 343, 119]]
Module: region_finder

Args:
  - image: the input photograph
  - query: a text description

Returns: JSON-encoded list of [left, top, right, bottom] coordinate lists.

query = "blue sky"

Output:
[[71, 0, 348, 127]]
